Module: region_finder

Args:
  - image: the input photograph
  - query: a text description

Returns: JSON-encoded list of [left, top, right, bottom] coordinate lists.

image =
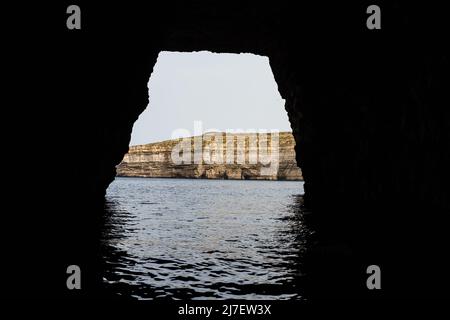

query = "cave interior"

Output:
[[5, 2, 449, 299]]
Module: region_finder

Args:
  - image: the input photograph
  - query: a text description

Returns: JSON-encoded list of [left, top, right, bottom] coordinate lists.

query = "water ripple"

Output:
[[101, 178, 310, 300]]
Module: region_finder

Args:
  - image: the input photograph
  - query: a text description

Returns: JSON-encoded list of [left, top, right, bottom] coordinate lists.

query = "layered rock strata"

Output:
[[117, 132, 303, 180]]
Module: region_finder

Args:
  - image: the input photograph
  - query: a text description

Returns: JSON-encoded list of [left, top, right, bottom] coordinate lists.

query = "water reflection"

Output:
[[100, 178, 312, 300]]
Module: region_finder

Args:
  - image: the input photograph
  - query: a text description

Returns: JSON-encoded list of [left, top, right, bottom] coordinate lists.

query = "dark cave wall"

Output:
[[84, 2, 449, 213], [8, 1, 449, 297], [36, 2, 449, 246]]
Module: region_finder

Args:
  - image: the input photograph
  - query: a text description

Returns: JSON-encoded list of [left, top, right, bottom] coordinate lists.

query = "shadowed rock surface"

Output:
[[7, 2, 450, 300], [117, 132, 303, 180]]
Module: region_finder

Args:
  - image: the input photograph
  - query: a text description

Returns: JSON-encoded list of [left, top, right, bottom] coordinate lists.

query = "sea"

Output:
[[101, 177, 310, 300]]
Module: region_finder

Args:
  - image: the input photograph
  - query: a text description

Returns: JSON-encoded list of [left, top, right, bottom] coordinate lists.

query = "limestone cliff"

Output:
[[116, 132, 303, 180]]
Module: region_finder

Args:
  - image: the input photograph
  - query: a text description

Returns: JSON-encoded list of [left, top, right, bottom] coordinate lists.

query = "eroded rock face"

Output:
[[116, 132, 303, 180]]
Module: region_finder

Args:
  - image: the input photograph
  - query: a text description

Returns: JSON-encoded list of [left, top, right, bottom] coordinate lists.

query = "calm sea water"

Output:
[[102, 177, 310, 300]]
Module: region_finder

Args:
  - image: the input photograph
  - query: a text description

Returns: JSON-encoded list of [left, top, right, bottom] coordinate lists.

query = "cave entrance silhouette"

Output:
[[116, 50, 303, 181], [99, 50, 309, 300]]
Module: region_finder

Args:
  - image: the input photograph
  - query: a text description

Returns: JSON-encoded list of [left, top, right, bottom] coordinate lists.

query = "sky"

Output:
[[130, 51, 292, 146]]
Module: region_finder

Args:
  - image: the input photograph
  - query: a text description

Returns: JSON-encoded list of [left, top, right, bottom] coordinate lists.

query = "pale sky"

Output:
[[130, 51, 292, 146]]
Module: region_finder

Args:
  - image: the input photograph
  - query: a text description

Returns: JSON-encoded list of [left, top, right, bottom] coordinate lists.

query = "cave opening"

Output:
[[101, 50, 308, 300], [117, 50, 303, 180], [12, 2, 448, 300]]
